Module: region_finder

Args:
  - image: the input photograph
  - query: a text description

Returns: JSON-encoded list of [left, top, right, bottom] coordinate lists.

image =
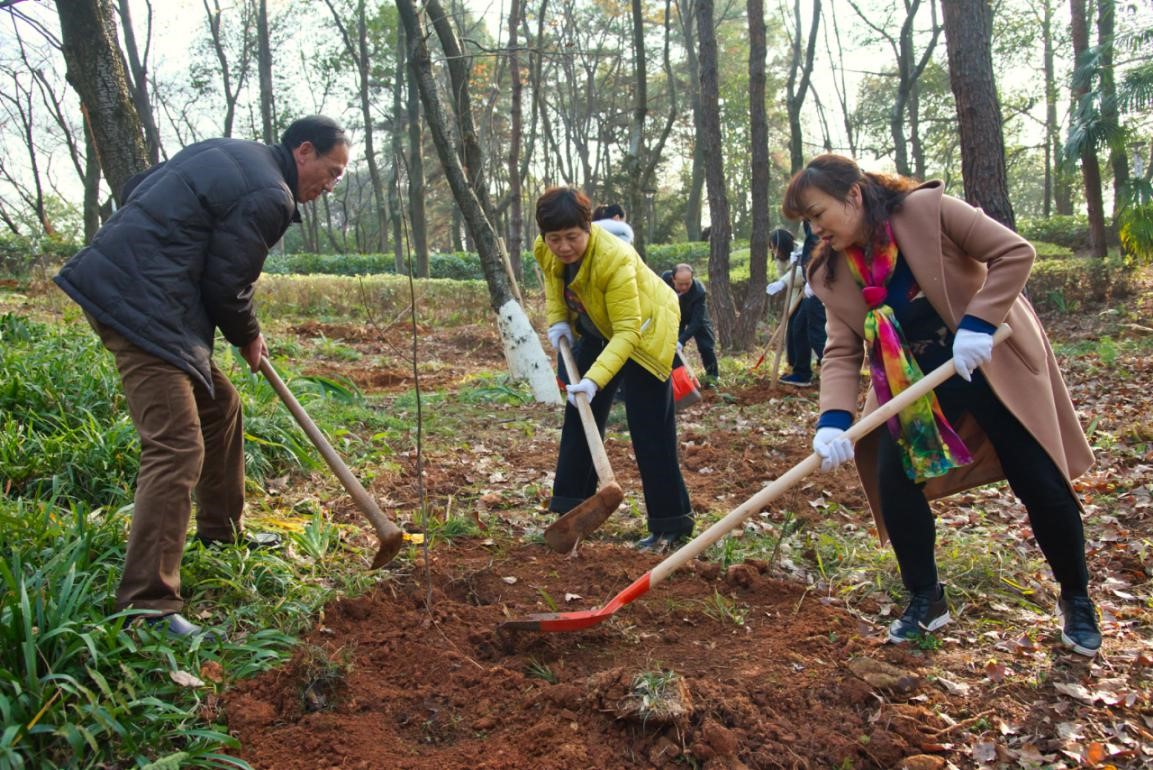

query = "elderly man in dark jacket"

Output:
[[54, 116, 350, 639], [662, 263, 719, 383]]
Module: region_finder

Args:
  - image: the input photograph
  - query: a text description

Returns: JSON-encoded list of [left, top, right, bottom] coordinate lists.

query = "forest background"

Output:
[[1, 0, 1152, 351]]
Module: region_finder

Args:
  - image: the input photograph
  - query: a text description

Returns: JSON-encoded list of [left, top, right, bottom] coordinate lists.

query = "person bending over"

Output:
[[782, 153, 1101, 656]]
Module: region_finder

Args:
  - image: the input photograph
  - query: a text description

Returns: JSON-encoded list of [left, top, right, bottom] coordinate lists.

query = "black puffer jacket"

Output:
[[55, 139, 299, 394]]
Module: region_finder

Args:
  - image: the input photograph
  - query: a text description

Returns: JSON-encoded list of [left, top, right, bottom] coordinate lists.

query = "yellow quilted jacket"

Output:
[[535, 224, 680, 386]]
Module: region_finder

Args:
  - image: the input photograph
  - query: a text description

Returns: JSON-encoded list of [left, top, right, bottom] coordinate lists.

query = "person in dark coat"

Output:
[[766, 224, 827, 386], [662, 263, 720, 383], [54, 116, 350, 639]]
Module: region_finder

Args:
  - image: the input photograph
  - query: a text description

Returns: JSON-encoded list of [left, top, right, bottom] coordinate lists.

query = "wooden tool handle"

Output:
[[557, 337, 616, 486], [260, 357, 402, 542], [649, 324, 1013, 586]]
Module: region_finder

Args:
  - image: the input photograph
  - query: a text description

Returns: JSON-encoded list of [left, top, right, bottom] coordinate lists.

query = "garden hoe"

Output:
[[260, 357, 404, 568], [542, 337, 624, 553], [501, 324, 1012, 633]]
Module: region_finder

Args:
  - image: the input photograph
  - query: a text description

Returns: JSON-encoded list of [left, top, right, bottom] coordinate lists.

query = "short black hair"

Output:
[[281, 115, 349, 155], [536, 187, 592, 233], [599, 203, 626, 220], [769, 227, 795, 260]]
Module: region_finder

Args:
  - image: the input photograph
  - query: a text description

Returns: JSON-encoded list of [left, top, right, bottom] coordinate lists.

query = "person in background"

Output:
[[765, 223, 827, 386], [54, 116, 351, 639], [592, 203, 635, 244], [661, 263, 720, 385], [536, 187, 693, 552], [782, 153, 1101, 656]]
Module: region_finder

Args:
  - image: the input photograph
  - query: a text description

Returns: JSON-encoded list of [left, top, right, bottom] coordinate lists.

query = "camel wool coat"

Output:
[[810, 182, 1094, 543]]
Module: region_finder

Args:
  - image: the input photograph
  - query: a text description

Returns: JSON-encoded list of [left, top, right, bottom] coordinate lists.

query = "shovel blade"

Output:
[[369, 529, 405, 569], [543, 482, 624, 553], [498, 608, 610, 633]]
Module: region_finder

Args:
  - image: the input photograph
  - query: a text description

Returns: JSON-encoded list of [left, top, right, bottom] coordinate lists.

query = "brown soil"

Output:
[[223, 299, 1153, 770], [227, 541, 942, 770]]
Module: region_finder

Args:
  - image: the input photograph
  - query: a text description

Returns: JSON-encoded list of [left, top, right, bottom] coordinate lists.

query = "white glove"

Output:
[[547, 322, 574, 351], [676, 341, 684, 355], [789, 247, 803, 264], [803, 282, 815, 298], [566, 377, 598, 407], [952, 328, 994, 382], [766, 280, 786, 296], [813, 427, 854, 472]]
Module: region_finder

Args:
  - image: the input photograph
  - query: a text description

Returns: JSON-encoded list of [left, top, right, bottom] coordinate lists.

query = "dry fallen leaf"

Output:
[[170, 669, 205, 688]]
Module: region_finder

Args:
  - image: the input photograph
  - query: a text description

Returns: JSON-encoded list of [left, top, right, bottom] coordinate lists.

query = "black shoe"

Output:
[[635, 532, 690, 553], [888, 585, 950, 643], [1058, 595, 1101, 657], [193, 531, 282, 550], [141, 612, 224, 642], [779, 373, 813, 387]]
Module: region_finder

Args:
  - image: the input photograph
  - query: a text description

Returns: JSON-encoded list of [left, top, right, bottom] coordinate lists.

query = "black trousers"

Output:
[[786, 296, 827, 378], [549, 336, 693, 536], [683, 324, 720, 379], [877, 372, 1090, 599]]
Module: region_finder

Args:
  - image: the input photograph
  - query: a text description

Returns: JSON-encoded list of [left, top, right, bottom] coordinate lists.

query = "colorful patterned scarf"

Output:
[[842, 222, 971, 482]]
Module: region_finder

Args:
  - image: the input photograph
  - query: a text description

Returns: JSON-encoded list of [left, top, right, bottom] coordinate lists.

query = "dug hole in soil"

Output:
[[226, 538, 948, 769]]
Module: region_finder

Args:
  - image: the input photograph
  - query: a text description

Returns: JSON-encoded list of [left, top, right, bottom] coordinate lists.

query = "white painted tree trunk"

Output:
[[496, 299, 563, 404]]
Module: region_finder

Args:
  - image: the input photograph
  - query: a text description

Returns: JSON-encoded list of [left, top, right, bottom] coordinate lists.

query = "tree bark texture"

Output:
[[396, 0, 513, 311], [1069, 0, 1108, 257], [695, 0, 737, 350], [256, 0, 275, 144], [322, 0, 388, 252], [57, 0, 148, 204], [405, 54, 429, 275], [786, 0, 820, 174], [941, 0, 1016, 230], [117, 0, 161, 164], [505, 0, 525, 278], [743, 0, 770, 344], [1096, 0, 1128, 219]]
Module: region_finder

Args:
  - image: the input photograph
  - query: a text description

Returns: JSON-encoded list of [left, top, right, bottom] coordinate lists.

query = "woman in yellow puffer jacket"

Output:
[[535, 187, 693, 550]]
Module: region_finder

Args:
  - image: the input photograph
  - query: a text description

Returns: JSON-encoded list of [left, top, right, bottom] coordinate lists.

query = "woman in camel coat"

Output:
[[782, 154, 1100, 655]]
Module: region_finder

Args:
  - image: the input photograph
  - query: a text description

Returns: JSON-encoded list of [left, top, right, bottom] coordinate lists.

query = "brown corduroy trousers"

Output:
[[88, 317, 245, 612]]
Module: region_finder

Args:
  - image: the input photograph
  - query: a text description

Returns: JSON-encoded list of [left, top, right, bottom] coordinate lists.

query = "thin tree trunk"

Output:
[[395, 0, 557, 403], [1097, 0, 1127, 220], [390, 21, 406, 272], [786, 0, 820, 174], [406, 55, 429, 274], [678, 0, 704, 241], [696, 0, 736, 349], [1070, 0, 1108, 257], [506, 0, 524, 278], [742, 0, 769, 345], [256, 0, 275, 143], [624, 0, 649, 256], [941, 0, 1015, 229], [321, 0, 387, 253], [57, 0, 148, 204], [117, 0, 161, 164], [82, 111, 102, 240]]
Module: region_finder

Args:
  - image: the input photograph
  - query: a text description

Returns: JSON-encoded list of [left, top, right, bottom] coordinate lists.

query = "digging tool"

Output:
[[260, 357, 404, 568], [768, 261, 805, 383], [542, 337, 625, 553], [501, 324, 1012, 633], [751, 273, 801, 371]]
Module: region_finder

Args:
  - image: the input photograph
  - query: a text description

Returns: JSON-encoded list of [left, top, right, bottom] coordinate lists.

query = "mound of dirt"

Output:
[[225, 541, 948, 769]]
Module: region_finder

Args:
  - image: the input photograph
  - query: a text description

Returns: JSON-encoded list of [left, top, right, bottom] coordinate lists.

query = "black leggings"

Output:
[[877, 373, 1090, 598], [549, 336, 693, 536]]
